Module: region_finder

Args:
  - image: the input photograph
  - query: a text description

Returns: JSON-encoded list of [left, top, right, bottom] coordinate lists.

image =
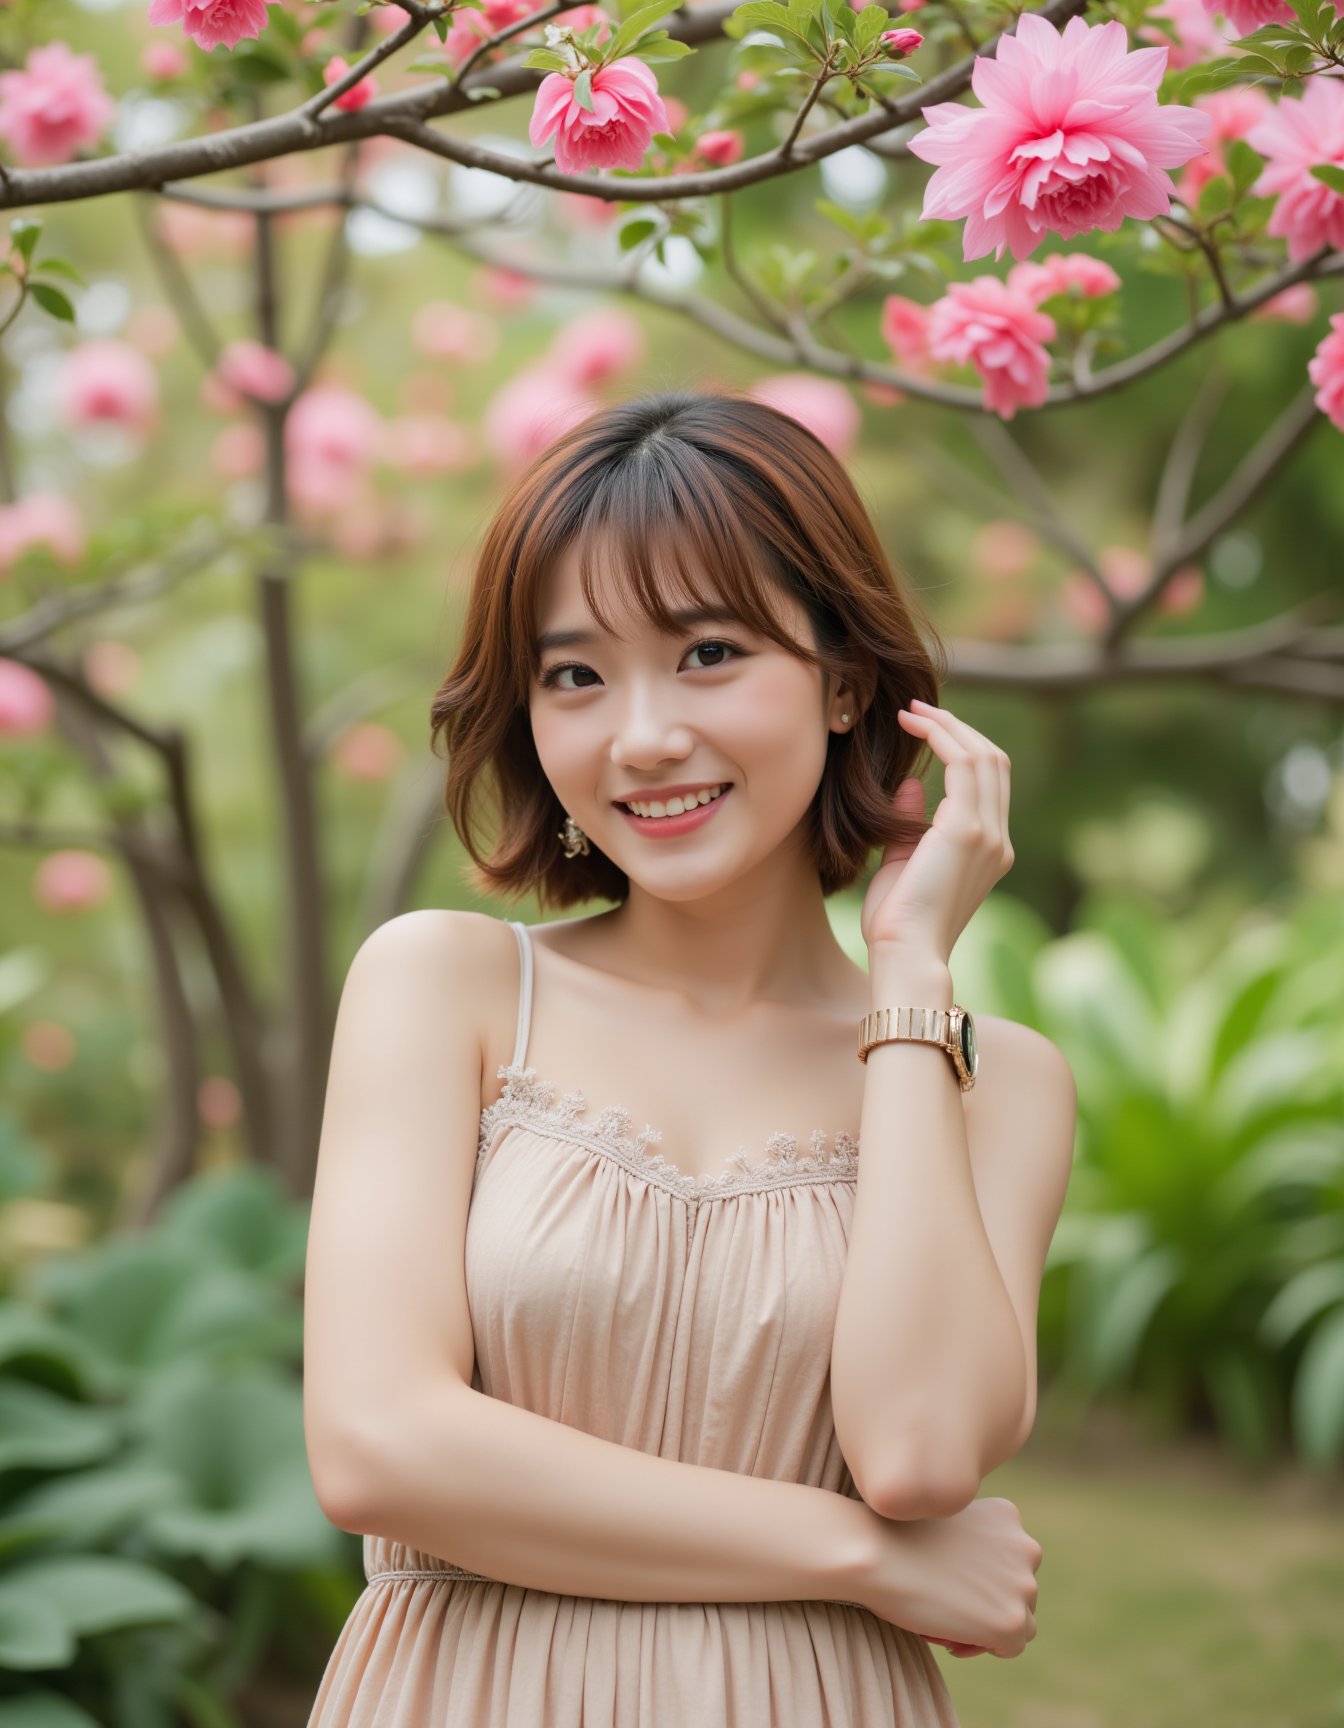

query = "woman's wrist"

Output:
[[866, 950, 954, 1011], [821, 1492, 890, 1611]]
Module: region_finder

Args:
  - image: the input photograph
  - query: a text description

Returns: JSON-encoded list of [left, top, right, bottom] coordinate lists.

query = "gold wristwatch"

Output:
[[857, 1003, 978, 1091]]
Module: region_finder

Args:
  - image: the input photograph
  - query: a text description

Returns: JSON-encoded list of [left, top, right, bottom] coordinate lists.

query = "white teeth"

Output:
[[623, 784, 727, 819]]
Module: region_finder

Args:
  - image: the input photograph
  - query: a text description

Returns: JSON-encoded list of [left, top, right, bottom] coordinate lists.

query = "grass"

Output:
[[936, 1396, 1344, 1728]]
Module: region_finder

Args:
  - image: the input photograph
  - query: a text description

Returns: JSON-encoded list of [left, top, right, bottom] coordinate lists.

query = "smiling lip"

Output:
[[612, 781, 732, 804], [615, 784, 733, 836]]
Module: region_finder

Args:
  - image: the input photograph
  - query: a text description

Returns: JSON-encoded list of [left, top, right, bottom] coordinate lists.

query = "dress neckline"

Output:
[[478, 1061, 861, 1203]]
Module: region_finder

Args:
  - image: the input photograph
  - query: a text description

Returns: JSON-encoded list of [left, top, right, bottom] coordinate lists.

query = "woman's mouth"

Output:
[[614, 783, 733, 838]]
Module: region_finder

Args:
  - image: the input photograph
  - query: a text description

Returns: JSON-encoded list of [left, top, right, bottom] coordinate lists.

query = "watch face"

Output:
[[959, 1012, 978, 1076]]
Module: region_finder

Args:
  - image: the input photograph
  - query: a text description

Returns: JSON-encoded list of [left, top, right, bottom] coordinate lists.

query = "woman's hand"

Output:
[[857, 1494, 1042, 1660], [859, 699, 1014, 966]]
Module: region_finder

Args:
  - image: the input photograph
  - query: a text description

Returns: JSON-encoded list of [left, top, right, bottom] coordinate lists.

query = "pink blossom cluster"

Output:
[[60, 341, 160, 442], [879, 250, 1119, 418], [907, 13, 1212, 262], [481, 306, 646, 470], [1198, 0, 1343, 39], [1308, 313, 1344, 433], [1245, 78, 1344, 262], [147, 0, 273, 51], [0, 494, 86, 573], [0, 42, 115, 167]]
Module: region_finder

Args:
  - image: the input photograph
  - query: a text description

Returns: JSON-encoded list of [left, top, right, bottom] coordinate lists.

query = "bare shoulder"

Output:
[[965, 1013, 1077, 1115]]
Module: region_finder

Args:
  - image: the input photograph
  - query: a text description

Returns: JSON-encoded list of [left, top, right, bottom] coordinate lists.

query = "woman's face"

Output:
[[529, 540, 852, 903]]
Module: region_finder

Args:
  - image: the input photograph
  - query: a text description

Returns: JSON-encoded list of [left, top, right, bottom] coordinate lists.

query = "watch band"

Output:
[[857, 1005, 977, 1095], [857, 1005, 954, 1064]]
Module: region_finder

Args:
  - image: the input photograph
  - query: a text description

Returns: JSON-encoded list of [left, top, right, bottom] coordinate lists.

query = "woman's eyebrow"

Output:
[[534, 604, 744, 655]]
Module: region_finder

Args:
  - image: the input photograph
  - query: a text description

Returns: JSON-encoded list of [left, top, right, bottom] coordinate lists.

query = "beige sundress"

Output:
[[306, 918, 961, 1727]]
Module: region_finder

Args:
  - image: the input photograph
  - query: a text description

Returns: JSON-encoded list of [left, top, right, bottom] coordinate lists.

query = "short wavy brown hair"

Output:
[[430, 387, 947, 912]]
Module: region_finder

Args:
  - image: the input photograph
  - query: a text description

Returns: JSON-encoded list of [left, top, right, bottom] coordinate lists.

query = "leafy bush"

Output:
[[949, 887, 1344, 1470], [0, 1167, 357, 1728]]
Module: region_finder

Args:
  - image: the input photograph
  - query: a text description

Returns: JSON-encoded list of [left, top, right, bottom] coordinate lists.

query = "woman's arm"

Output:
[[338, 1372, 893, 1612]]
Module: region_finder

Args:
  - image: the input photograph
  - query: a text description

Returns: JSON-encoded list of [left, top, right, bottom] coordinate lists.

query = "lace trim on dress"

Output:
[[477, 1060, 861, 1202]]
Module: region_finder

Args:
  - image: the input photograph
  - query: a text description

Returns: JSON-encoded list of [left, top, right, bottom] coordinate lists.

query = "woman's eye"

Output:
[[538, 639, 742, 691]]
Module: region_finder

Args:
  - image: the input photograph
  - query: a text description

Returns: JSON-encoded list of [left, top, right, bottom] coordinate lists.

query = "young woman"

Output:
[[303, 388, 1077, 1726]]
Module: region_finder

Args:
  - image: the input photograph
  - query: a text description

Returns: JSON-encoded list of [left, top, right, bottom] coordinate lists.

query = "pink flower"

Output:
[[529, 57, 669, 174], [411, 300, 500, 363], [323, 55, 377, 111], [547, 306, 645, 387], [382, 415, 475, 476], [210, 339, 296, 408], [83, 639, 141, 698], [1140, 0, 1229, 69], [35, 850, 113, 913], [211, 421, 265, 479], [1202, 0, 1291, 36], [907, 13, 1212, 262], [1006, 251, 1122, 303], [482, 369, 599, 472], [1308, 311, 1344, 432], [1245, 79, 1344, 263], [0, 494, 86, 573], [331, 722, 404, 782], [694, 128, 744, 166], [286, 384, 382, 514], [747, 375, 862, 458], [59, 341, 159, 439], [1252, 282, 1318, 323], [1176, 86, 1270, 207], [925, 276, 1057, 419], [141, 40, 189, 79], [880, 294, 936, 374], [556, 4, 614, 39], [472, 265, 537, 309], [972, 519, 1040, 580], [371, 3, 414, 33], [146, 0, 273, 51], [0, 42, 116, 168], [881, 27, 923, 55], [0, 660, 55, 737]]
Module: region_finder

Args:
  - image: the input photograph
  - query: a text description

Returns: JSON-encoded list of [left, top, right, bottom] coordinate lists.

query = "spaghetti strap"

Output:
[[506, 920, 534, 1070]]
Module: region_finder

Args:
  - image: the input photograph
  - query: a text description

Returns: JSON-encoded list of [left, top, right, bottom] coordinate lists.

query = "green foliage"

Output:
[[0, 1168, 351, 1726], [948, 889, 1344, 1471]]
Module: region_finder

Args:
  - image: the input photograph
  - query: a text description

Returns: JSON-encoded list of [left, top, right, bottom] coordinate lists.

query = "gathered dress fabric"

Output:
[[306, 919, 961, 1727]]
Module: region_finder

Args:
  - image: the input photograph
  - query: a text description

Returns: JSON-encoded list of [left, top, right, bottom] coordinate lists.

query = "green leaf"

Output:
[[572, 67, 594, 111], [1310, 162, 1344, 194], [1292, 1306, 1344, 1466], [433, 14, 449, 40], [30, 257, 86, 286], [618, 216, 660, 249], [605, 0, 684, 59], [29, 283, 76, 323], [1198, 173, 1233, 218], [853, 0, 889, 44], [1284, 0, 1329, 31], [521, 48, 575, 71], [1224, 138, 1263, 194], [8, 218, 41, 265], [635, 37, 694, 58]]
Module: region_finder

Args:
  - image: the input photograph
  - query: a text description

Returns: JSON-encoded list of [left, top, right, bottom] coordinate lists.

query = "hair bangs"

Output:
[[563, 440, 826, 670]]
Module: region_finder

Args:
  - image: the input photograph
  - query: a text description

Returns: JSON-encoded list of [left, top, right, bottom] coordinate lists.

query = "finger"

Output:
[[898, 710, 996, 840], [908, 702, 1011, 854]]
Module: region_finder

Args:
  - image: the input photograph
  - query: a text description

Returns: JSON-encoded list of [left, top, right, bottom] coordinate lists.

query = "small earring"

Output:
[[558, 814, 590, 859], [840, 712, 851, 725]]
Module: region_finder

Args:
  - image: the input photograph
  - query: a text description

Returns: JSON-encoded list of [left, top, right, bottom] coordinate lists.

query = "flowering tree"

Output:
[[0, 0, 1341, 1210]]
